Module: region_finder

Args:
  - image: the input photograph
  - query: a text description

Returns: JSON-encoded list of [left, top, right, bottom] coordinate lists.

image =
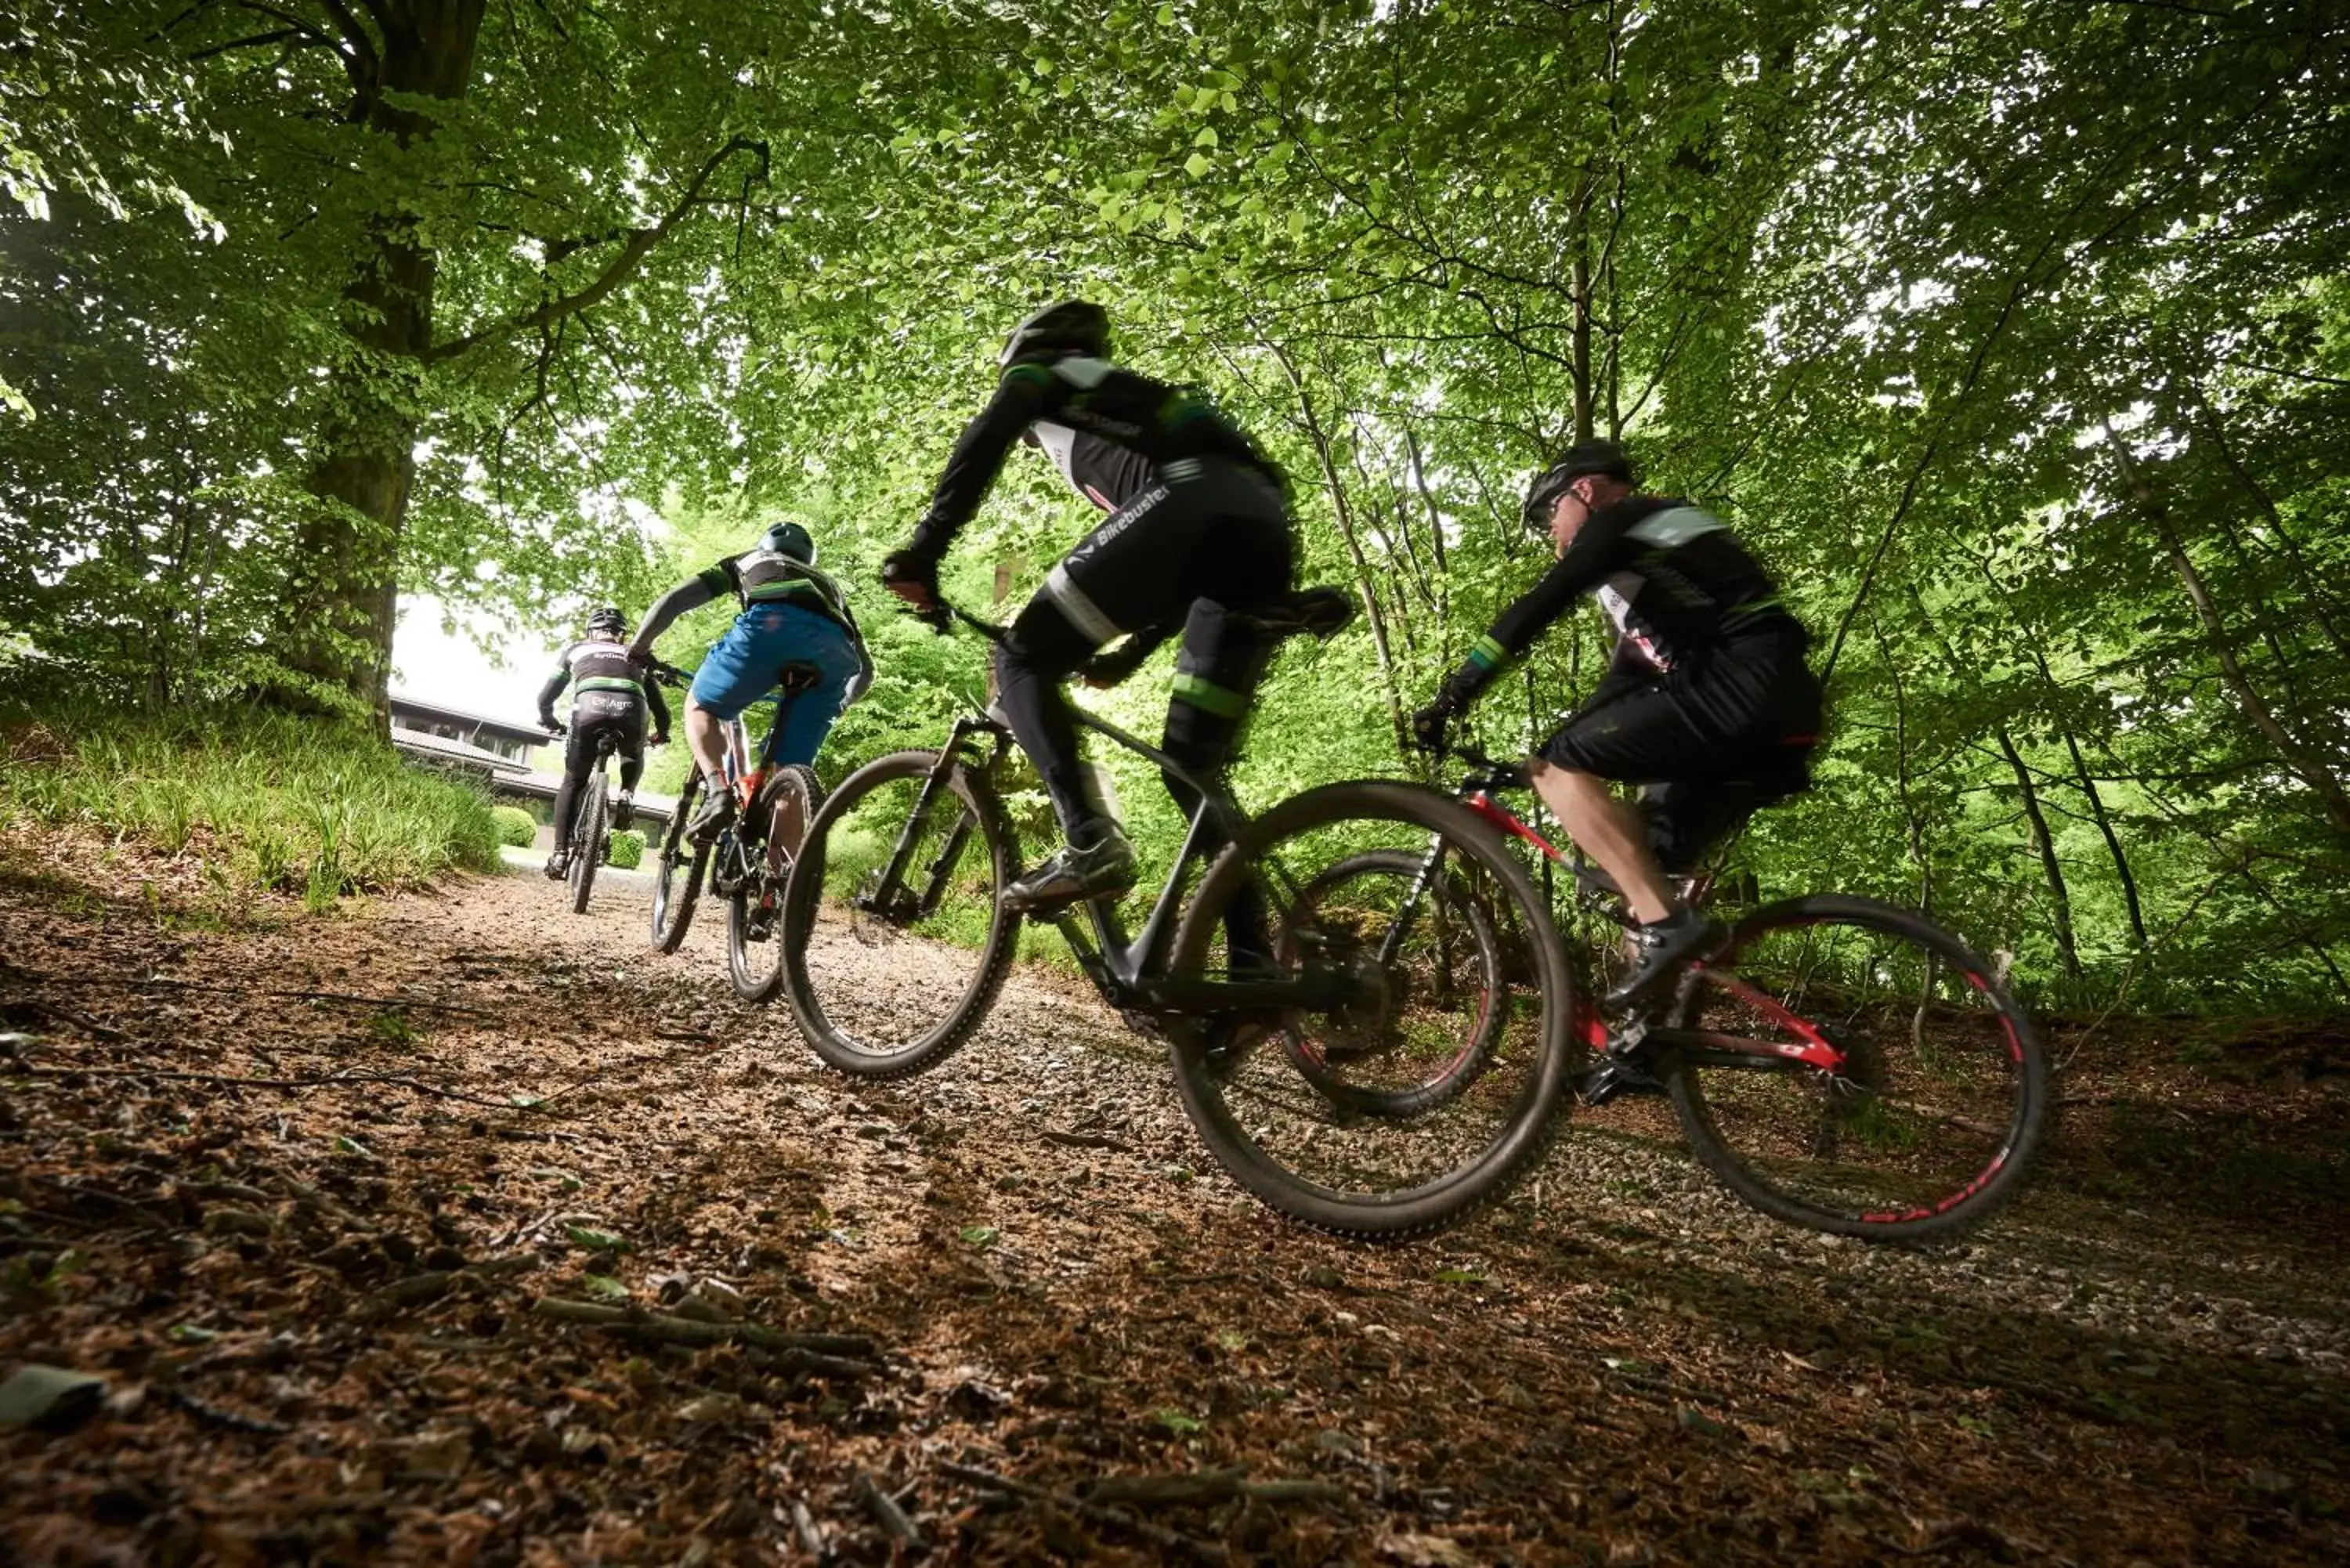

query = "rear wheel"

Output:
[[1167, 781, 1577, 1240], [649, 771, 708, 952], [1661, 894, 2048, 1242], [1274, 850, 1506, 1119], [729, 764, 823, 1003], [779, 749, 1017, 1077], [567, 778, 606, 915]]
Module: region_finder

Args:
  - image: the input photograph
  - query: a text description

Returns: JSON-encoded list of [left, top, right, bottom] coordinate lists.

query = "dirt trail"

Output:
[[3, 845, 2345, 1565]]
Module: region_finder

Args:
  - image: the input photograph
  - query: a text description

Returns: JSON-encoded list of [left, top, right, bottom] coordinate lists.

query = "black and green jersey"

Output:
[[1446, 496, 1805, 706], [909, 352, 1277, 555], [537, 635, 669, 731], [696, 550, 860, 624]]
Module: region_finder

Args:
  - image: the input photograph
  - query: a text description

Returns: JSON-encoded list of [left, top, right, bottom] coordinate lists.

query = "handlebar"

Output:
[[645, 658, 693, 689]]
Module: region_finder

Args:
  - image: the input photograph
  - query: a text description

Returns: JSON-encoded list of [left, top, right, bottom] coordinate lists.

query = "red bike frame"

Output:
[[1458, 787, 1846, 1075]]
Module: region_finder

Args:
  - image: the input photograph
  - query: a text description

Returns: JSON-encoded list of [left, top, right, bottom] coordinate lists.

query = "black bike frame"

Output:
[[871, 702, 1352, 1018]]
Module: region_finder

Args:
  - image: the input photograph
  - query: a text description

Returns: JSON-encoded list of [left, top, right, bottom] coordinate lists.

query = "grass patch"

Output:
[[2, 692, 501, 911]]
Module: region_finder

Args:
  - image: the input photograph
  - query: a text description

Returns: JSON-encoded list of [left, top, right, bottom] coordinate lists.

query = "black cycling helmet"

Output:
[[760, 520, 815, 564], [585, 605, 627, 637], [1521, 439, 1635, 535], [1000, 299, 1110, 368]]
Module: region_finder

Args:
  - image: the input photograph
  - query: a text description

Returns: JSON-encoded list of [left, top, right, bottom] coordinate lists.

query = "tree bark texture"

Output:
[[280, 0, 486, 719]]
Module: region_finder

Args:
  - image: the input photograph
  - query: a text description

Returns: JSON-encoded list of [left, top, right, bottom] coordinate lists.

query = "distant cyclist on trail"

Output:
[[880, 299, 1298, 914], [1411, 439, 1823, 1007], [538, 607, 670, 880], [628, 519, 873, 845]]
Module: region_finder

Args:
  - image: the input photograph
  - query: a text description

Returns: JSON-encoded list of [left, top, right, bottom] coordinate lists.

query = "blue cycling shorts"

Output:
[[689, 603, 862, 765]]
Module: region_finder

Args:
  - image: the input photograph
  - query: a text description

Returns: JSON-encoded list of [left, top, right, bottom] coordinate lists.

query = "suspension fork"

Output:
[[1368, 788, 1528, 966], [868, 720, 990, 912]]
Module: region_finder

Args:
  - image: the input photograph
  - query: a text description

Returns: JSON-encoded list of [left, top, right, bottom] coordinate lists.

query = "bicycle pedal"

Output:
[[1574, 1054, 1665, 1108]]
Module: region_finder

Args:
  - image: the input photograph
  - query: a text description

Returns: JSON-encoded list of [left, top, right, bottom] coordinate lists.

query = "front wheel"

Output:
[[649, 771, 709, 952], [1661, 894, 2049, 1242], [1167, 781, 1578, 1241], [729, 764, 823, 1004], [779, 749, 1017, 1077], [567, 781, 606, 915]]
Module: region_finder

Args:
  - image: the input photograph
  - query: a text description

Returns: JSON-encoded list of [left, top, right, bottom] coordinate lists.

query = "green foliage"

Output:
[[606, 829, 645, 870], [2, 0, 2343, 1010], [490, 807, 539, 849], [0, 685, 501, 906]]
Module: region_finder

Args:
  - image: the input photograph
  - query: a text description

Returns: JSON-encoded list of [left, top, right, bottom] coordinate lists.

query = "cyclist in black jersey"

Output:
[[629, 520, 873, 844], [1412, 441, 1822, 1009], [881, 300, 1297, 914], [538, 606, 671, 879]]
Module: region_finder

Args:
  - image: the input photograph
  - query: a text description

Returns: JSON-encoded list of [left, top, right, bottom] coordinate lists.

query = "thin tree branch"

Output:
[[428, 136, 768, 364]]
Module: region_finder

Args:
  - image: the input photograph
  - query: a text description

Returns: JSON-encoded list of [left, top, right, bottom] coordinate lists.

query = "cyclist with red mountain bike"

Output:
[[1411, 439, 1823, 1010], [629, 520, 873, 846]]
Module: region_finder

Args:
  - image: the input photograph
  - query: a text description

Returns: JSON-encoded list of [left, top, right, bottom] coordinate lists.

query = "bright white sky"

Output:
[[389, 594, 562, 721]]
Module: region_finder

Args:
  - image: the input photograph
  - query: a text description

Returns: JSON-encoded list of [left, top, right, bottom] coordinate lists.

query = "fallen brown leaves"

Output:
[[2, 840, 2347, 1565]]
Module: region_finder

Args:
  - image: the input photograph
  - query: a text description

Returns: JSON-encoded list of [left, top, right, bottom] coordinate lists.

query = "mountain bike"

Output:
[[778, 593, 1581, 1240], [1424, 741, 2049, 1242], [544, 721, 620, 916], [643, 659, 827, 1004]]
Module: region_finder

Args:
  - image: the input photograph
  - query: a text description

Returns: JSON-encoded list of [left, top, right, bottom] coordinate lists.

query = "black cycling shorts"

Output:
[[1039, 456, 1294, 647], [563, 691, 645, 777], [1543, 637, 1820, 871]]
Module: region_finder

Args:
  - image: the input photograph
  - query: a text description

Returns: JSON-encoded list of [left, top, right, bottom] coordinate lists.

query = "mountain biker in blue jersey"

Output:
[[538, 607, 670, 879], [880, 300, 1299, 915], [628, 520, 873, 844], [1412, 440, 1822, 1010]]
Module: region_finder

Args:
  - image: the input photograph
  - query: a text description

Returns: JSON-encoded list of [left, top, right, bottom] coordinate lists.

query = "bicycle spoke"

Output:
[[783, 750, 1014, 1075]]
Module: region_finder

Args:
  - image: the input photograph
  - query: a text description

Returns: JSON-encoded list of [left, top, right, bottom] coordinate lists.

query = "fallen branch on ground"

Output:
[[17, 999, 128, 1040], [855, 1470, 924, 1548], [530, 1297, 878, 1372], [166, 1386, 293, 1436], [1040, 1129, 1132, 1151], [939, 1459, 1338, 1561], [942, 1462, 1227, 1563]]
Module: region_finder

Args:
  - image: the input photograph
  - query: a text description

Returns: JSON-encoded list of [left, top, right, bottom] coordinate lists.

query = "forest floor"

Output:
[[3, 826, 2347, 1566]]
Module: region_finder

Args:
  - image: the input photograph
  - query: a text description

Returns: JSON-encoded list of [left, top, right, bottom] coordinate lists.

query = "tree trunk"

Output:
[[2059, 721, 2149, 954], [2188, 383, 2350, 663], [1990, 726, 2084, 980], [277, 1, 487, 721], [1867, 615, 1932, 914], [2102, 421, 2350, 837]]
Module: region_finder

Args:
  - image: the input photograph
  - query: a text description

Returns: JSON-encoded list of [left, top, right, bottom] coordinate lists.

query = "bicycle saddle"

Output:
[[776, 662, 824, 694], [1249, 586, 1357, 641]]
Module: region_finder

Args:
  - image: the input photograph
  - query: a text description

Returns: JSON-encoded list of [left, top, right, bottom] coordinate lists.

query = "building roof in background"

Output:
[[387, 692, 548, 749], [389, 724, 533, 777]]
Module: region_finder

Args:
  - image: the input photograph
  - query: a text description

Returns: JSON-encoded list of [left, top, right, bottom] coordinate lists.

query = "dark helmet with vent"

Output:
[[585, 605, 627, 637], [1521, 439, 1635, 534], [1000, 299, 1110, 368], [760, 520, 815, 565]]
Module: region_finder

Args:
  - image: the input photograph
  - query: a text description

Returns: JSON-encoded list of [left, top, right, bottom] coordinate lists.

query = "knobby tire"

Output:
[[1166, 779, 1578, 1241], [1662, 894, 2049, 1243], [779, 749, 1018, 1078], [568, 779, 605, 915], [729, 764, 823, 1005]]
